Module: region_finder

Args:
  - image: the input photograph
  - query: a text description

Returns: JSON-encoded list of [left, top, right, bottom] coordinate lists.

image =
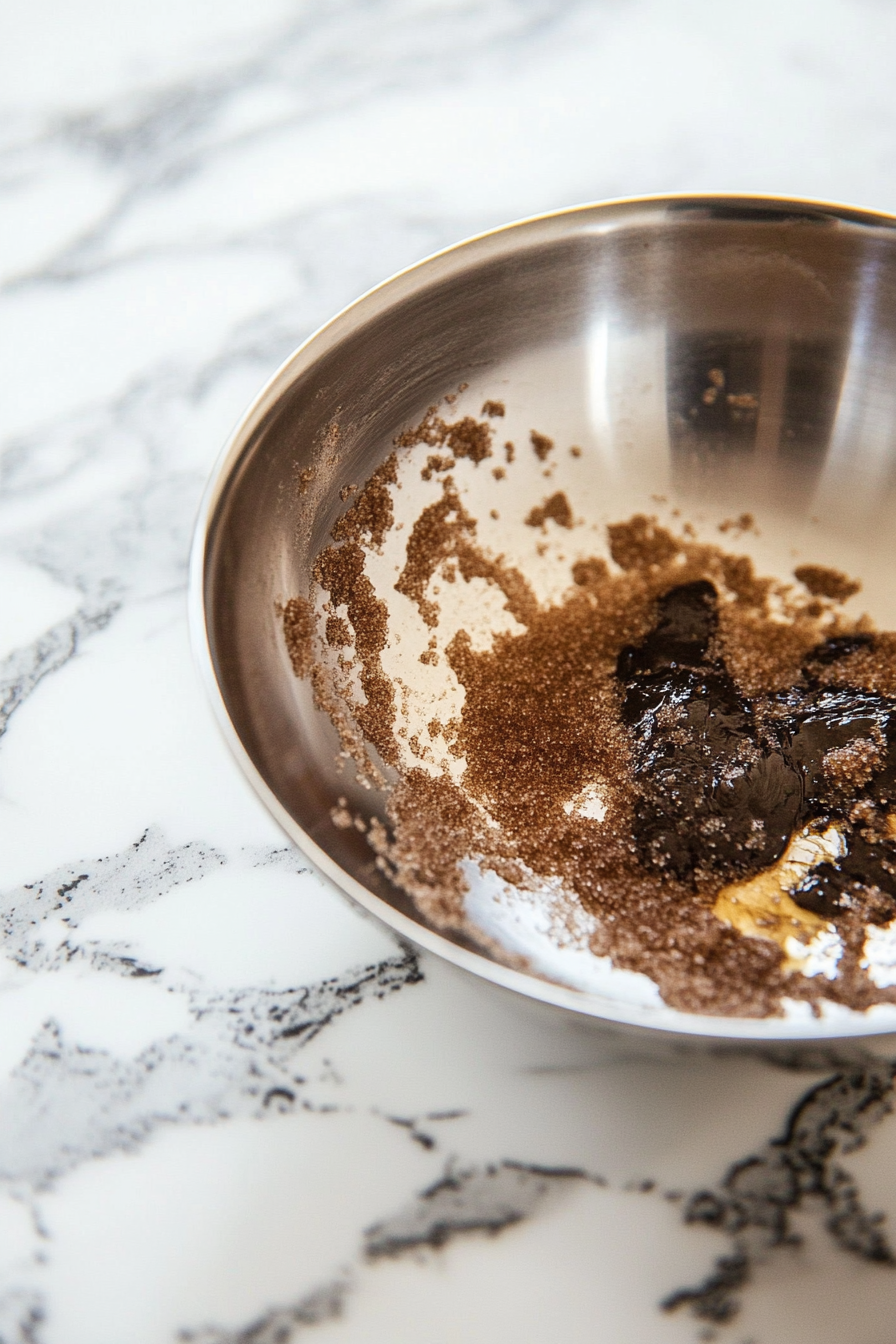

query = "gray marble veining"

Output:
[[3, 2, 896, 1340]]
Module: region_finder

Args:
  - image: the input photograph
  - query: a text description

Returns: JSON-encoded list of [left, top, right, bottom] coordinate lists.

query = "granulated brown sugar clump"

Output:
[[421, 454, 455, 481], [716, 604, 823, 697], [280, 597, 316, 678], [309, 662, 385, 789], [530, 430, 554, 461], [326, 615, 352, 648], [313, 542, 397, 766], [718, 513, 755, 535], [395, 476, 536, 629], [607, 514, 680, 571], [572, 557, 610, 588], [331, 453, 397, 548], [810, 633, 896, 698], [823, 738, 882, 794], [794, 564, 861, 602], [455, 548, 538, 628], [717, 553, 771, 608], [445, 417, 492, 463], [394, 480, 476, 627], [374, 770, 489, 928], [525, 492, 574, 530], [395, 406, 492, 463], [482, 400, 505, 417]]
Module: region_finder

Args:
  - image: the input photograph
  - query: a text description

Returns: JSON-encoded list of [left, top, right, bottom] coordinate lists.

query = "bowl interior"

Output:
[[197, 196, 896, 1040]]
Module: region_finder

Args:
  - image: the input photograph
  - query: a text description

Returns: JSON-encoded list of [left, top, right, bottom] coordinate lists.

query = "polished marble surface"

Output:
[[3, 3, 896, 1340]]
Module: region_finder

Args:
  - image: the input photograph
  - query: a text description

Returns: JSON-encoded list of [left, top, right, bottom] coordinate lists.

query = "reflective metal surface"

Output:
[[191, 194, 896, 1044]]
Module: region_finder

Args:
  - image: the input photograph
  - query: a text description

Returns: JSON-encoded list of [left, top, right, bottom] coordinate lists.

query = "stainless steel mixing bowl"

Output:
[[190, 193, 896, 1047]]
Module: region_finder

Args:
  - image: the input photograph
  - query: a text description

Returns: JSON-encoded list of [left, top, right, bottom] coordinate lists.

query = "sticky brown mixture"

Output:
[[282, 400, 896, 1019]]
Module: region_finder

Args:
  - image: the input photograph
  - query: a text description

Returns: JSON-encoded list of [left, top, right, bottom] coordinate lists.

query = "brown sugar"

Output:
[[280, 597, 316, 678], [718, 513, 755, 535], [285, 397, 896, 1020], [530, 430, 554, 461], [313, 542, 397, 766], [395, 406, 492, 464], [481, 400, 505, 417], [326, 615, 352, 648], [607, 514, 680, 571], [447, 418, 493, 463], [794, 564, 861, 602], [823, 738, 882, 793], [572, 557, 610, 588], [810, 632, 896, 697], [525, 492, 574, 530], [310, 662, 385, 790], [394, 477, 536, 629], [331, 453, 397, 549], [421, 454, 455, 481], [394, 480, 476, 627]]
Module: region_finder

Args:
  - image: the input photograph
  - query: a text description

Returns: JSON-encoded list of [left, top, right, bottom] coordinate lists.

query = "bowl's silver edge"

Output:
[[188, 190, 896, 1045]]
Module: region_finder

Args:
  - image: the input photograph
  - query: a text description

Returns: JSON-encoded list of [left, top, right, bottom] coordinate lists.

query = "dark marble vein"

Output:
[[0, 459, 203, 740], [0, 948, 421, 1193], [365, 1159, 604, 1258], [381, 1108, 468, 1151], [0, 1287, 44, 1344], [0, 828, 421, 1192], [181, 1064, 896, 1344], [178, 1161, 604, 1344], [195, 949, 422, 1063], [0, 826, 225, 965], [180, 1278, 350, 1344], [663, 1062, 896, 1326], [0, 603, 118, 742]]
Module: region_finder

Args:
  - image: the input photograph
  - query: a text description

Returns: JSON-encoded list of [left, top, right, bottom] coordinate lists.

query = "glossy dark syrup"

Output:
[[617, 582, 896, 925]]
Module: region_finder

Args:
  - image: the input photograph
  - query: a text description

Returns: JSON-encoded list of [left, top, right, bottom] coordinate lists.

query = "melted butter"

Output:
[[713, 826, 844, 972]]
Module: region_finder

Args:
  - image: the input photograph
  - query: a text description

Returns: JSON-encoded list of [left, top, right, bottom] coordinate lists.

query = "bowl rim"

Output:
[[189, 190, 896, 1044]]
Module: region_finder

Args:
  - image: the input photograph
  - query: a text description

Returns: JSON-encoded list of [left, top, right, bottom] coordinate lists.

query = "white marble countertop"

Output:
[[3, 3, 896, 1340]]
